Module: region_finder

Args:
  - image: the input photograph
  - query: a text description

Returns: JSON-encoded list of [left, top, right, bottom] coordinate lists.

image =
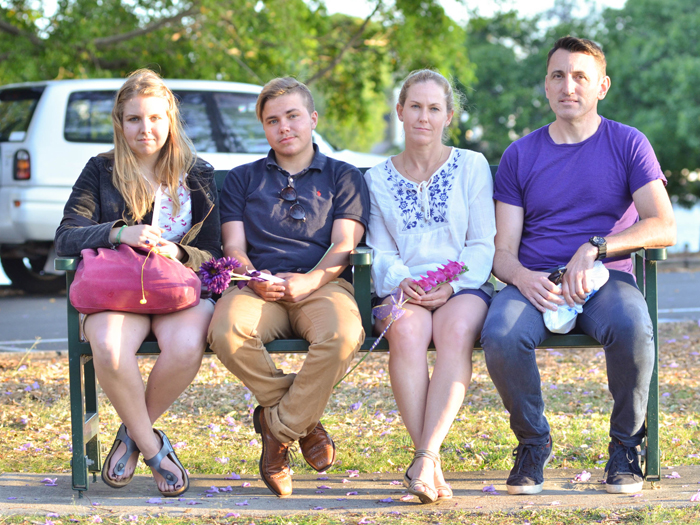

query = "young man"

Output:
[[482, 37, 676, 496], [208, 77, 369, 497]]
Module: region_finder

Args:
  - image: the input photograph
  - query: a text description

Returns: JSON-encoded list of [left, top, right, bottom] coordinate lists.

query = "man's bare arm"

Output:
[[561, 179, 676, 305], [493, 201, 564, 313]]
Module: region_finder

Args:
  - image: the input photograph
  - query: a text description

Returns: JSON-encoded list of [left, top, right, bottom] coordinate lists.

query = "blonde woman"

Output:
[[364, 70, 495, 503], [55, 69, 221, 496]]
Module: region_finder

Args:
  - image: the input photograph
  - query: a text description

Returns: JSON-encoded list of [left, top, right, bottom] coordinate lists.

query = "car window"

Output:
[[175, 91, 217, 152], [0, 87, 44, 142], [212, 92, 268, 154], [65, 91, 115, 143], [62, 87, 268, 154]]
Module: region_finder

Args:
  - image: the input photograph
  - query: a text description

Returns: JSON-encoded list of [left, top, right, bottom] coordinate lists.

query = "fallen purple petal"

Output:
[[146, 497, 162, 504], [389, 480, 402, 485], [400, 494, 414, 501], [186, 501, 201, 505], [313, 506, 325, 510], [573, 470, 592, 482], [205, 486, 220, 494], [378, 497, 393, 503], [235, 500, 249, 506], [691, 492, 700, 502], [317, 485, 331, 489], [225, 472, 241, 480], [346, 491, 359, 496], [225, 512, 240, 518], [242, 482, 251, 488], [91, 517, 103, 524], [482, 484, 497, 492], [665, 472, 681, 479]]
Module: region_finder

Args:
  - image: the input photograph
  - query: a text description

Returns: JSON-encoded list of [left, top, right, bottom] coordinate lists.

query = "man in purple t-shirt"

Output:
[[482, 37, 676, 496]]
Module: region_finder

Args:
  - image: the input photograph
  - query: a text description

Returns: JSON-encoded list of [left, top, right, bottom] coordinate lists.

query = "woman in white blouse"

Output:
[[364, 69, 496, 504]]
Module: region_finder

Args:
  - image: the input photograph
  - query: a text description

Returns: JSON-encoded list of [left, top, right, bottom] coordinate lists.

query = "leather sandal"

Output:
[[143, 429, 189, 497], [403, 449, 440, 504], [101, 423, 140, 489]]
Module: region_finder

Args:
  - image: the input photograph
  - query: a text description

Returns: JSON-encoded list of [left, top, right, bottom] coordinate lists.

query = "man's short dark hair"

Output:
[[547, 36, 607, 76]]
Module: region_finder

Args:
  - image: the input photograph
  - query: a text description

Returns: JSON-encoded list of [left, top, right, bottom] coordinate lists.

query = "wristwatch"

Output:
[[589, 236, 607, 261]]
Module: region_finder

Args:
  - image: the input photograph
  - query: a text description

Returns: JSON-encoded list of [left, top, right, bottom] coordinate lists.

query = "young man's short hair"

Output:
[[547, 36, 607, 76], [256, 77, 316, 121]]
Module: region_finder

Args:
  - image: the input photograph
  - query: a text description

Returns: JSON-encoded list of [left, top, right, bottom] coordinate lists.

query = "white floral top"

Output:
[[152, 174, 192, 242], [364, 148, 496, 297]]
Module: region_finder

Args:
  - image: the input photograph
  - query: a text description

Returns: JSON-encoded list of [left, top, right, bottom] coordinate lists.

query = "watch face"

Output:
[[591, 236, 605, 247]]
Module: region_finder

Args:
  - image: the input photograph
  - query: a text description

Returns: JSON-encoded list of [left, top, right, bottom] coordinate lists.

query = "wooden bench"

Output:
[[55, 167, 667, 495]]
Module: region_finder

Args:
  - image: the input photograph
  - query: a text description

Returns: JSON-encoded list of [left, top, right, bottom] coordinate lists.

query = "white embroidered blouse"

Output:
[[364, 147, 496, 297]]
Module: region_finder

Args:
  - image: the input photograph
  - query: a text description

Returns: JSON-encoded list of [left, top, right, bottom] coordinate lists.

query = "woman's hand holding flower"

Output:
[[416, 282, 454, 311], [399, 277, 425, 304]]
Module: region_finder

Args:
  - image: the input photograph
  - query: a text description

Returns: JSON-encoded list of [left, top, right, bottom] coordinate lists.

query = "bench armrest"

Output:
[[55, 257, 80, 272], [637, 247, 667, 261]]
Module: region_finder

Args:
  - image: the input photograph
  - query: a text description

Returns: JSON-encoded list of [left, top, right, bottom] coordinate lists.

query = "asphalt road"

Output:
[[0, 269, 698, 354]]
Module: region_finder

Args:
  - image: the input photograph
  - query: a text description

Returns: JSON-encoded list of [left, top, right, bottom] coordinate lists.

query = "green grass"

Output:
[[1, 322, 699, 522], [2, 507, 700, 524]]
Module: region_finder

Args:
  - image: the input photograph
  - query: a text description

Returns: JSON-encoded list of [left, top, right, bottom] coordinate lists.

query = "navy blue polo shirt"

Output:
[[220, 144, 369, 281]]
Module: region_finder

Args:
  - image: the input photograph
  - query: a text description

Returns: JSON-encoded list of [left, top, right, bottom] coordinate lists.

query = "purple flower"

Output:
[[235, 500, 249, 506], [350, 401, 362, 412], [146, 497, 162, 504], [41, 478, 57, 486], [346, 491, 359, 496], [313, 506, 325, 510], [225, 471, 241, 480], [317, 485, 331, 489], [91, 517, 103, 524], [378, 497, 393, 503], [199, 257, 241, 294], [242, 482, 251, 488], [225, 513, 240, 518]]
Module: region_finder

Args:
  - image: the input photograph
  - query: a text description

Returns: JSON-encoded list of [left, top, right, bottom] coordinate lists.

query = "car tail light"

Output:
[[14, 150, 31, 180]]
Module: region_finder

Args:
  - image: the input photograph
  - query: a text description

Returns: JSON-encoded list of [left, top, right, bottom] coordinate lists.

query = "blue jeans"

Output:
[[482, 270, 654, 447]]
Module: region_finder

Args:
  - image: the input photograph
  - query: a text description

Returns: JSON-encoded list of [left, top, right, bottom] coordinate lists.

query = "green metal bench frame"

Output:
[[56, 167, 667, 495]]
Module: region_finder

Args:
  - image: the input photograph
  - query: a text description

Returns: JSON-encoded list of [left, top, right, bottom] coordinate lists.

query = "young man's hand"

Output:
[[275, 272, 320, 303], [248, 270, 286, 302]]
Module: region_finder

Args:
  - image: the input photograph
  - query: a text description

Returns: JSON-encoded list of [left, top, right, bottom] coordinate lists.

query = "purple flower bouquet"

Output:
[[198, 257, 272, 294]]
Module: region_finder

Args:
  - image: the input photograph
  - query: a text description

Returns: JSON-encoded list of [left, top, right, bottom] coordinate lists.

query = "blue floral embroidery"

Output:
[[384, 150, 461, 231]]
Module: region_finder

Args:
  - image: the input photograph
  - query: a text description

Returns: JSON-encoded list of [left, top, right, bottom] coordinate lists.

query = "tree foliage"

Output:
[[0, 0, 468, 152]]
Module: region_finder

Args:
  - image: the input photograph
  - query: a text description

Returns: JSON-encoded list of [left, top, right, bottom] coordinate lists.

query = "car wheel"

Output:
[[1, 256, 66, 294]]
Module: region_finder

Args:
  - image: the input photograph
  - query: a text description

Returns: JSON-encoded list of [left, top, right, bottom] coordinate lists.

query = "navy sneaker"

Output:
[[604, 440, 643, 494], [506, 436, 553, 495]]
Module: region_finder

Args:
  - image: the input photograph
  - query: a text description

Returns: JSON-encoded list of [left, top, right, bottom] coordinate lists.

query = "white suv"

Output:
[[0, 79, 386, 293]]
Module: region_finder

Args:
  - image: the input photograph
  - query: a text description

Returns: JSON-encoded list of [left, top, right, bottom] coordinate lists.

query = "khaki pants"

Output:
[[208, 278, 364, 444]]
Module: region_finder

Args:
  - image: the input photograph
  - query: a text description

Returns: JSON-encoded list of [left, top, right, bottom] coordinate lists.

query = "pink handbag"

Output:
[[69, 244, 201, 315]]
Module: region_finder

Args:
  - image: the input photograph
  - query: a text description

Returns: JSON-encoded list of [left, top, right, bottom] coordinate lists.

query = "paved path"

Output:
[[2, 467, 699, 517]]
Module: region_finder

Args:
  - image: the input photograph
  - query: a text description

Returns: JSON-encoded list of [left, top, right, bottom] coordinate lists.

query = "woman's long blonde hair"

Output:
[[109, 69, 195, 222]]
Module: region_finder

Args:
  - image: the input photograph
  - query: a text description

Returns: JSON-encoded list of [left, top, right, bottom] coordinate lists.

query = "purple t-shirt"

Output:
[[494, 117, 666, 273]]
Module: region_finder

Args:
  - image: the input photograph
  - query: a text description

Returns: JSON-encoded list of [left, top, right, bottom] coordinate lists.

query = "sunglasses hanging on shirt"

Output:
[[279, 175, 306, 221]]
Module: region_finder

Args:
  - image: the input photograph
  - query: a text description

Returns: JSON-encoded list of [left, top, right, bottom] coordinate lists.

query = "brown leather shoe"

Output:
[[252, 406, 292, 497], [299, 421, 336, 472]]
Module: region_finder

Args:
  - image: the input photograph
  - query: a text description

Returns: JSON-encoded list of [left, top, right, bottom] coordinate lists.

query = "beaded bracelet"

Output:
[[115, 225, 127, 246]]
